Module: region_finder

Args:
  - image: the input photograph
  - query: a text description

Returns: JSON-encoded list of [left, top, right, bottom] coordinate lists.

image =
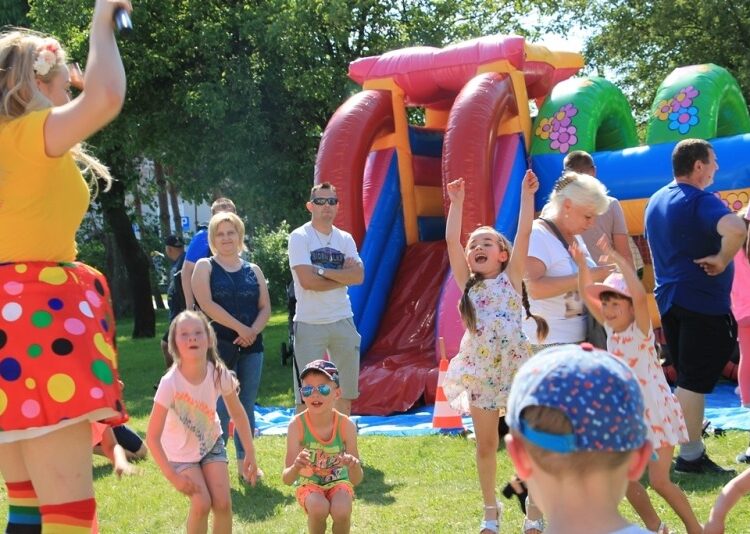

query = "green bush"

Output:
[[76, 216, 107, 272], [250, 220, 291, 307], [76, 238, 107, 272]]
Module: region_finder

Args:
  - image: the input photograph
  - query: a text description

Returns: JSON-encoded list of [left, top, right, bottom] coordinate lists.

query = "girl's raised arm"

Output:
[[45, 0, 131, 157], [445, 178, 471, 290], [507, 170, 539, 293], [571, 241, 605, 326]]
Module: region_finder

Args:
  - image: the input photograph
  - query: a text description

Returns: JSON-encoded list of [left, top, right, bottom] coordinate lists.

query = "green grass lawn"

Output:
[[1, 310, 749, 532]]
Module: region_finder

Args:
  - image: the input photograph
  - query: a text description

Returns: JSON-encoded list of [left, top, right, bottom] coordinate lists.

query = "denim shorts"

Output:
[[169, 437, 228, 474]]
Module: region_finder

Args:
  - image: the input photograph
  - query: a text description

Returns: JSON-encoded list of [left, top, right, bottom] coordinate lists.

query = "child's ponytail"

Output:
[[522, 281, 548, 341], [459, 273, 483, 333]]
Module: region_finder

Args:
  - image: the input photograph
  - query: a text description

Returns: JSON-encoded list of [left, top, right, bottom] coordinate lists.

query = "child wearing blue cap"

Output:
[[505, 343, 653, 534], [282, 359, 363, 534]]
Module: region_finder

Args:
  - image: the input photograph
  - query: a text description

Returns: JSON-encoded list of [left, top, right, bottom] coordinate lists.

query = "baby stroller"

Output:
[[280, 281, 296, 366]]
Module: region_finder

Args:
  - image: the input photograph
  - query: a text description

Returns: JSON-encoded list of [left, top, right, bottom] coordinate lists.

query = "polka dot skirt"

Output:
[[0, 262, 127, 437]]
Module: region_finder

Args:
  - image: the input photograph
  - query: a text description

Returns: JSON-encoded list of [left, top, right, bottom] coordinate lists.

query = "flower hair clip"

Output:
[[553, 173, 577, 192], [33, 39, 61, 77]]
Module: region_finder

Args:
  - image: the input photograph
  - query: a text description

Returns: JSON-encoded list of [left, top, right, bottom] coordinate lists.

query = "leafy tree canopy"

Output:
[[28, 0, 557, 228], [557, 0, 750, 126]]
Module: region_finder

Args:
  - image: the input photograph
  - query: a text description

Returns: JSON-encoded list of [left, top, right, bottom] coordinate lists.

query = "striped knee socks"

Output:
[[5, 480, 41, 533], [39, 498, 96, 533]]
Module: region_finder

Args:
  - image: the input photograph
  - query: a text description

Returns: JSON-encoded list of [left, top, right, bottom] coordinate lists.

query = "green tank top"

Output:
[[297, 410, 350, 488]]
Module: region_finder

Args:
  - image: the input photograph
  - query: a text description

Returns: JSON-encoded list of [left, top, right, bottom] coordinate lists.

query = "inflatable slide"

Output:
[[315, 36, 750, 416], [315, 36, 582, 415]]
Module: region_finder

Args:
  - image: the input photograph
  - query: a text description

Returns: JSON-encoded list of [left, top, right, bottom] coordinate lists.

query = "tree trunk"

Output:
[[155, 161, 171, 238], [167, 179, 183, 237], [100, 180, 156, 338], [104, 231, 132, 318]]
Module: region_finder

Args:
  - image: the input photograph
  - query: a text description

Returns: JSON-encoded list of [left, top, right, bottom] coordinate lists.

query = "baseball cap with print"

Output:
[[506, 343, 647, 453], [299, 359, 340, 386]]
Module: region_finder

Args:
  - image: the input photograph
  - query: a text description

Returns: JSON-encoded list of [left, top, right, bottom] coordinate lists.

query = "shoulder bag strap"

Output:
[[538, 217, 571, 253]]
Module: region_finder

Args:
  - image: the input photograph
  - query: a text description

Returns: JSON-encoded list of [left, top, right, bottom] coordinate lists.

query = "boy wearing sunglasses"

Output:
[[283, 360, 363, 534], [288, 182, 364, 416]]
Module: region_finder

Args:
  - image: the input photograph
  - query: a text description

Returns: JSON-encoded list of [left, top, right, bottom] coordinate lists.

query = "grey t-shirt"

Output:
[[581, 195, 628, 264]]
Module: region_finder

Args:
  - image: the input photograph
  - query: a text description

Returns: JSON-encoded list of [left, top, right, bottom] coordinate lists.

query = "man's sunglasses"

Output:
[[311, 197, 339, 206], [300, 384, 332, 397]]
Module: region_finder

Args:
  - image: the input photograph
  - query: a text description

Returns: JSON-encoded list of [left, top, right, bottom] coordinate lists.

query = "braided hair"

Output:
[[521, 281, 549, 341]]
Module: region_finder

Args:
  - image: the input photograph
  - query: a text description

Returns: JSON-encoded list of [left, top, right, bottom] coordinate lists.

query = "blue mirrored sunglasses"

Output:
[[300, 384, 332, 397], [311, 197, 339, 206]]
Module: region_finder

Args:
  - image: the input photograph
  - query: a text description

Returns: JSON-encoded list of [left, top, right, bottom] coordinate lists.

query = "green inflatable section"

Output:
[[646, 63, 750, 144], [531, 76, 638, 156]]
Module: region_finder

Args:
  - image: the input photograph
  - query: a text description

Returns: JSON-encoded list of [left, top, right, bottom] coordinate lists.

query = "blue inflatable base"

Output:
[[254, 382, 748, 437]]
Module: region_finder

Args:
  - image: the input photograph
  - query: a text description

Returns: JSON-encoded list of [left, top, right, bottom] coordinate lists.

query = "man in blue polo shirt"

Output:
[[646, 138, 746, 474]]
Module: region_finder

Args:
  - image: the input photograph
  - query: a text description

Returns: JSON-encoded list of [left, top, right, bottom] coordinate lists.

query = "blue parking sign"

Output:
[[181, 216, 190, 230]]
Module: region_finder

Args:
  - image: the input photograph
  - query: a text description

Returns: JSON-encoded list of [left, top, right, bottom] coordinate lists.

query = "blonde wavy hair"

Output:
[[0, 30, 112, 192]]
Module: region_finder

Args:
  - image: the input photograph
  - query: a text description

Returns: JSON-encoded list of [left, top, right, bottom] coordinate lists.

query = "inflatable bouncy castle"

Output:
[[315, 36, 750, 416]]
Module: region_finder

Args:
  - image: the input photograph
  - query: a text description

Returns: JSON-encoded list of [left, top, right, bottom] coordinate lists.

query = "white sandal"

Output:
[[479, 500, 503, 533], [523, 517, 545, 533], [523, 496, 545, 533]]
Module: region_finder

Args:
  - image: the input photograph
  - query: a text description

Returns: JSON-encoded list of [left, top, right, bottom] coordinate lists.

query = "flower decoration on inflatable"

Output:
[[535, 103, 579, 153], [654, 86, 701, 134], [717, 190, 749, 213]]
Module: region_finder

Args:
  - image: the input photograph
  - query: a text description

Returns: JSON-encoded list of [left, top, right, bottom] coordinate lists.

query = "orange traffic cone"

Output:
[[432, 337, 464, 430]]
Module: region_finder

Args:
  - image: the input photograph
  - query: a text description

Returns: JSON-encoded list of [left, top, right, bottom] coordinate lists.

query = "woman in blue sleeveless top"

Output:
[[192, 211, 271, 482]]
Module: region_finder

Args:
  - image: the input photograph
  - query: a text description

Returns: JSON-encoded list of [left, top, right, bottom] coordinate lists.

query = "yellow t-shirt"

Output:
[[0, 109, 90, 262]]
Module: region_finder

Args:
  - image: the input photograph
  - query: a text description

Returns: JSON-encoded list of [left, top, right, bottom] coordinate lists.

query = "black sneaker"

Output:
[[674, 452, 736, 475]]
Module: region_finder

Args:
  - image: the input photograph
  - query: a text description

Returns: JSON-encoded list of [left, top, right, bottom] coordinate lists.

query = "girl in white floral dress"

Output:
[[443, 173, 548, 534], [574, 237, 699, 534]]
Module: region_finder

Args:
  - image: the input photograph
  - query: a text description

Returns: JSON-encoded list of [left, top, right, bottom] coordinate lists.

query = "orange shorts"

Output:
[[296, 482, 354, 512]]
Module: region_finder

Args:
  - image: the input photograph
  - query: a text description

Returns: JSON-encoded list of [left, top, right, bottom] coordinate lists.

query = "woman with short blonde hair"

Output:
[[524, 171, 614, 349], [192, 211, 271, 483]]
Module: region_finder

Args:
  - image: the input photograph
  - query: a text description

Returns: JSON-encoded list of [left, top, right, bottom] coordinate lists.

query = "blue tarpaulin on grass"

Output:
[[705, 382, 750, 432], [255, 405, 471, 437], [255, 382, 748, 437]]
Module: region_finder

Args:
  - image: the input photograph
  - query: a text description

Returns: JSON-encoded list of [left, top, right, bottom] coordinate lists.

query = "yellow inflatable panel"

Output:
[[647, 293, 661, 329], [414, 186, 445, 217], [620, 198, 649, 235], [524, 43, 584, 70]]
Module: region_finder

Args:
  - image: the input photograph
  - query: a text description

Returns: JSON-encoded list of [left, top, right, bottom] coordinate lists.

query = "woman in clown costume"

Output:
[[0, 1, 131, 531]]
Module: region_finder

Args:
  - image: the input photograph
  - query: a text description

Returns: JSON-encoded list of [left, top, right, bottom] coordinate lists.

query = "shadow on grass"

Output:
[[93, 463, 114, 481], [667, 470, 736, 492], [232, 482, 292, 522], [355, 465, 400, 505]]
